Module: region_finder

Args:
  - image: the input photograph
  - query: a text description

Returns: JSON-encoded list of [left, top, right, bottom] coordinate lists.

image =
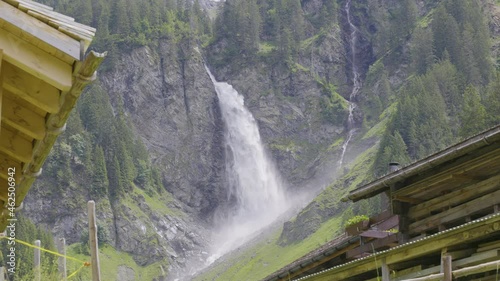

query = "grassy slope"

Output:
[[192, 145, 374, 281], [193, 217, 342, 281], [66, 244, 165, 280], [63, 184, 181, 280]]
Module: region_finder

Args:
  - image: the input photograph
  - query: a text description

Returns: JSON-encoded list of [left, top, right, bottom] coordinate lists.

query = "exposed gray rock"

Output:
[[117, 266, 136, 281], [209, 23, 349, 190], [100, 41, 226, 221]]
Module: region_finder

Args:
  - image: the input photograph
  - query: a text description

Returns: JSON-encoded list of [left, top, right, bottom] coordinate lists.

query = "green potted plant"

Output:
[[344, 215, 370, 236]]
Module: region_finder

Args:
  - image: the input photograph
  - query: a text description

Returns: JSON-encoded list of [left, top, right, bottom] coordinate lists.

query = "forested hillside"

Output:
[[196, 0, 500, 279], [8, 0, 500, 280], [17, 1, 218, 280]]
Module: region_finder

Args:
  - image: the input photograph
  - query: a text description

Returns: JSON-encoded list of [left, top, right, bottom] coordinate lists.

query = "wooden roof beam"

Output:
[[0, 126, 32, 163], [2, 94, 45, 139], [15, 50, 106, 206], [0, 27, 72, 91], [393, 150, 500, 198], [0, 48, 3, 135], [0, 153, 21, 181], [2, 61, 60, 113], [392, 195, 423, 204], [0, 178, 7, 202]]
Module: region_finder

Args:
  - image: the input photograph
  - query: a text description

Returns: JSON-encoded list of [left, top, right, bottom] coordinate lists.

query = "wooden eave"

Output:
[[345, 125, 500, 203], [0, 0, 106, 231], [296, 213, 500, 281]]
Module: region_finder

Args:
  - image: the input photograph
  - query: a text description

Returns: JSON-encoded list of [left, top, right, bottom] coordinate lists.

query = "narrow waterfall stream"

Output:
[[205, 66, 289, 264], [338, 0, 362, 170]]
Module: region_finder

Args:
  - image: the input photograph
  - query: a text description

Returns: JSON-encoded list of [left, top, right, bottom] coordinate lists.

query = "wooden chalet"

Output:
[[0, 0, 105, 231], [264, 125, 500, 281]]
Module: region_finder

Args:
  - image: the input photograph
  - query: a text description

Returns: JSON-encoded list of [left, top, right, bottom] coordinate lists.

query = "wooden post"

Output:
[[57, 238, 67, 280], [381, 258, 390, 281], [442, 255, 452, 281], [34, 240, 41, 281], [0, 266, 4, 281], [88, 200, 101, 281]]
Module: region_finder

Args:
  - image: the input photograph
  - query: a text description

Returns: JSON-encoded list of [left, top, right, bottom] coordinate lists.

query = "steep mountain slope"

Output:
[[15, 0, 500, 280], [194, 0, 500, 279]]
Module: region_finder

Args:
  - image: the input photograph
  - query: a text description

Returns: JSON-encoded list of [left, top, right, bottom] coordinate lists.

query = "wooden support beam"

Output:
[[410, 189, 500, 234], [441, 255, 452, 281], [0, 27, 72, 91], [0, 127, 32, 163], [2, 61, 60, 113], [2, 95, 46, 140], [381, 258, 390, 281], [88, 201, 101, 281]]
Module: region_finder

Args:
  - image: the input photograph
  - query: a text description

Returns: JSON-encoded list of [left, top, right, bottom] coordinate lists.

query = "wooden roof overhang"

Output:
[[296, 212, 500, 281], [0, 0, 106, 231], [344, 125, 500, 203]]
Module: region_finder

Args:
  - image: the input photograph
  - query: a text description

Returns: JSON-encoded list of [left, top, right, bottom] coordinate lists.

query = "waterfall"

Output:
[[338, 0, 362, 169], [205, 66, 289, 263]]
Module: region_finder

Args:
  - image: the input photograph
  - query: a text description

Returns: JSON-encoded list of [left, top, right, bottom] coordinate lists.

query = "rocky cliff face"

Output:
[[207, 0, 374, 192], [23, 38, 227, 278], [100, 42, 226, 221]]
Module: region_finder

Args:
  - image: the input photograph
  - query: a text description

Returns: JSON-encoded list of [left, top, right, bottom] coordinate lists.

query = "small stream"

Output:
[[338, 0, 362, 170]]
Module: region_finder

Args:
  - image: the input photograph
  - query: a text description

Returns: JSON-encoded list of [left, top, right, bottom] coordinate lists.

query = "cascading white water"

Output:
[[205, 66, 289, 263], [338, 0, 362, 170]]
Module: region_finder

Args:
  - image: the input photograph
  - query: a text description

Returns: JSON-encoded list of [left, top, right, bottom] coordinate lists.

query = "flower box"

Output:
[[345, 219, 370, 236]]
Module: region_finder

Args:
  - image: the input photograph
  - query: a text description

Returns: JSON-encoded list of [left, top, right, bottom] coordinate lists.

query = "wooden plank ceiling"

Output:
[[0, 0, 99, 227]]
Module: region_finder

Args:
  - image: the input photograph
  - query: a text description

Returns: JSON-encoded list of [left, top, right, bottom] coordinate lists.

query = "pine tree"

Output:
[[74, 0, 93, 26], [461, 23, 482, 85], [117, 142, 136, 188], [432, 5, 463, 69], [425, 60, 461, 115], [485, 72, 500, 126], [91, 146, 109, 198], [460, 85, 487, 138], [110, 0, 131, 35], [410, 27, 434, 75], [107, 155, 124, 199]]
